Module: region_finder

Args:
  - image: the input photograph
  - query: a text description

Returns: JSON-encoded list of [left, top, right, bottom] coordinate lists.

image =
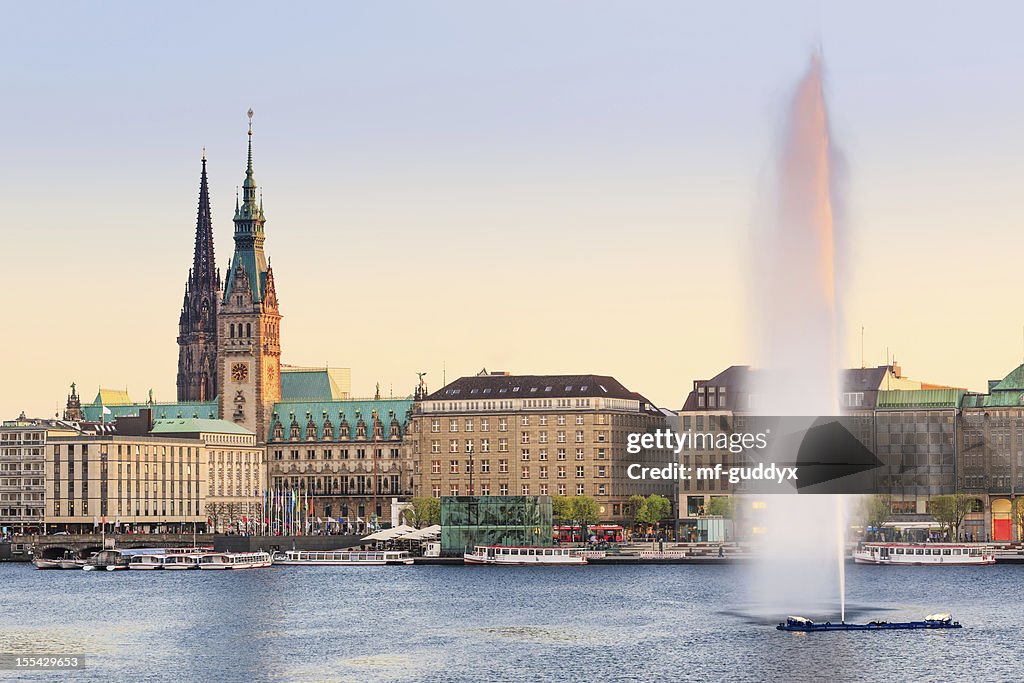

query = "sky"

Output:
[[1, 1, 1022, 419]]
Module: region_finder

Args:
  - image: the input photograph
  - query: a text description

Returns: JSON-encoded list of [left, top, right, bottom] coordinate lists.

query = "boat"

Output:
[[58, 558, 86, 570], [129, 554, 166, 570], [463, 545, 587, 566], [83, 548, 165, 572], [162, 554, 202, 570], [272, 549, 414, 566], [198, 551, 272, 570], [853, 543, 995, 566], [777, 614, 962, 632], [31, 558, 61, 570]]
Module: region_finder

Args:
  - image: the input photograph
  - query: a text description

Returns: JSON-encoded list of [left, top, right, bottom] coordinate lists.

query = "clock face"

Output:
[[231, 363, 249, 383]]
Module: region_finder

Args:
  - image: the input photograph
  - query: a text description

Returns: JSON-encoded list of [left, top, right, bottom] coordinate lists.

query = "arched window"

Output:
[[246, 323, 251, 337], [230, 324, 235, 338]]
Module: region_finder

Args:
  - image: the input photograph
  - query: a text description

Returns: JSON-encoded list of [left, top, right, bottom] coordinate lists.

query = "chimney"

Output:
[[891, 361, 901, 379]]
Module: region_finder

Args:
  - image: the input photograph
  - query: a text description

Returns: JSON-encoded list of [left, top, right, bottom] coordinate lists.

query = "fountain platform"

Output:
[[777, 614, 961, 632]]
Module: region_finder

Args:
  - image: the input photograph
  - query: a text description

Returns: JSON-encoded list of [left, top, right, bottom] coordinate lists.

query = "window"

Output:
[[450, 483, 459, 496], [449, 461, 459, 474], [576, 448, 584, 460], [521, 415, 530, 426], [481, 439, 490, 453], [481, 483, 490, 495], [521, 432, 530, 444], [557, 415, 566, 426], [521, 449, 530, 461], [597, 483, 606, 495], [539, 416, 547, 426], [431, 460, 441, 474], [557, 466, 566, 479], [498, 438, 508, 453], [465, 461, 473, 474], [521, 466, 530, 479], [480, 419, 489, 432], [464, 418, 473, 432], [499, 459, 508, 473], [540, 484, 549, 495], [576, 484, 585, 495], [598, 466, 606, 477], [540, 466, 548, 479], [557, 448, 566, 460], [539, 448, 548, 461], [449, 440, 459, 453], [522, 484, 530, 495], [449, 419, 458, 432], [499, 484, 508, 496], [431, 484, 441, 498], [576, 430, 584, 443], [431, 419, 440, 433], [558, 484, 566, 495], [576, 415, 584, 425], [498, 418, 508, 432], [576, 466, 584, 478], [481, 460, 490, 474], [597, 448, 606, 460], [539, 431, 548, 444]]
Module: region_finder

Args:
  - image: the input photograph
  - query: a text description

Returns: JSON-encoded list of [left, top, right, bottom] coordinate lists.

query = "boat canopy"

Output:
[[787, 616, 813, 624], [925, 613, 952, 622]]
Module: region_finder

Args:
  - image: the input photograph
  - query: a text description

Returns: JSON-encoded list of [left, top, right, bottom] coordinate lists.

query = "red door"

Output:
[[993, 518, 1012, 541]]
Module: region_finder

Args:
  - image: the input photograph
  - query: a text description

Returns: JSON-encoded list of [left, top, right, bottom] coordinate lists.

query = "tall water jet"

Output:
[[747, 52, 851, 620]]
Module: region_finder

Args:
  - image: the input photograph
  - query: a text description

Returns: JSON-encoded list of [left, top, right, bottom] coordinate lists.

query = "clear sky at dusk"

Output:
[[1, 1, 1022, 418]]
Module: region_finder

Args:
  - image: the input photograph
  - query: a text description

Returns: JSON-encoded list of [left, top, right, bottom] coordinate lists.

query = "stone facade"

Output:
[[1, 417, 80, 534], [408, 371, 673, 523]]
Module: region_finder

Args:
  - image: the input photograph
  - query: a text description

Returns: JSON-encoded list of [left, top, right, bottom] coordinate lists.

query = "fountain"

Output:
[[747, 52, 852, 622]]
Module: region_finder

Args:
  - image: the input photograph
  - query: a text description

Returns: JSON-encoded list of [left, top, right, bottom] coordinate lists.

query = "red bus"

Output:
[[554, 524, 624, 543]]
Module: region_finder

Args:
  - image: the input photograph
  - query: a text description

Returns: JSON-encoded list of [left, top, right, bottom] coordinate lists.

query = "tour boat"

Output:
[[853, 543, 995, 566], [162, 554, 202, 570], [272, 549, 414, 566], [58, 558, 86, 570], [463, 545, 587, 566], [198, 551, 272, 570], [31, 558, 61, 569], [777, 614, 962, 632], [129, 554, 166, 570]]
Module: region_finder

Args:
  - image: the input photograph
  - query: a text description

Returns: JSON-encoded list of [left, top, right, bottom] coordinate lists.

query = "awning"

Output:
[[361, 524, 417, 542]]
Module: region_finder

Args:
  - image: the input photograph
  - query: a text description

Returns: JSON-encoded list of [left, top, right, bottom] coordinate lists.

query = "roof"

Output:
[[426, 374, 649, 403], [81, 401, 219, 422], [875, 389, 965, 409], [842, 367, 891, 392], [991, 363, 1024, 392], [94, 388, 132, 405], [960, 363, 1024, 408], [280, 367, 350, 401], [150, 418, 254, 436], [268, 398, 414, 442]]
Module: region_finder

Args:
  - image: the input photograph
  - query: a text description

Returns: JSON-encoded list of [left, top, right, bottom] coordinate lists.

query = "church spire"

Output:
[[191, 149, 218, 291], [225, 108, 269, 304]]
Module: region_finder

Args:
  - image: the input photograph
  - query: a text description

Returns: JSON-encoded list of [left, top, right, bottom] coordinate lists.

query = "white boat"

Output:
[[463, 545, 587, 566], [129, 554, 166, 570], [198, 552, 272, 570], [31, 558, 61, 570], [58, 558, 86, 570], [272, 549, 414, 566], [853, 543, 995, 566], [162, 554, 202, 570]]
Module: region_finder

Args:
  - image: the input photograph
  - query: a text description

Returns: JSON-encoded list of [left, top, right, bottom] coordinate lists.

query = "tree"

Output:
[[1015, 498, 1024, 543], [551, 495, 573, 523], [858, 495, 892, 540], [628, 494, 648, 531], [930, 494, 973, 541], [406, 496, 440, 528], [707, 497, 736, 519], [571, 496, 601, 541]]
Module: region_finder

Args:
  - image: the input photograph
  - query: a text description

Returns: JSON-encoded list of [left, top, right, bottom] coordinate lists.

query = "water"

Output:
[[0, 562, 1018, 681], [748, 52, 851, 620]]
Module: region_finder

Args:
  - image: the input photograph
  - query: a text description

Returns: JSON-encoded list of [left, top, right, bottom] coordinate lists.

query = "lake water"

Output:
[[0, 562, 1018, 681]]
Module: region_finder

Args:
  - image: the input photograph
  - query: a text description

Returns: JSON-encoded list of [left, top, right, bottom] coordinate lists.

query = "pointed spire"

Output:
[[191, 150, 216, 290]]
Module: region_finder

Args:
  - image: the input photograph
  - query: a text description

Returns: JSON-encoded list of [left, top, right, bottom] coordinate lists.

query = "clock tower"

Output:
[[218, 110, 282, 441]]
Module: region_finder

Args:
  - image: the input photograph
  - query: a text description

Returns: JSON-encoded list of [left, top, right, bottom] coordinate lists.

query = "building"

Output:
[[958, 363, 1024, 542], [265, 397, 414, 531], [177, 151, 221, 402], [676, 363, 958, 540], [408, 371, 674, 524], [217, 113, 283, 441], [440, 496, 553, 556], [44, 411, 257, 533], [1, 415, 80, 535]]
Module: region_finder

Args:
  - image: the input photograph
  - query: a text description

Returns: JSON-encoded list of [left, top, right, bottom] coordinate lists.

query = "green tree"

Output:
[[551, 495, 573, 522], [930, 494, 973, 541], [571, 496, 601, 541], [406, 496, 440, 528], [707, 496, 735, 519], [858, 495, 892, 540], [628, 494, 648, 531]]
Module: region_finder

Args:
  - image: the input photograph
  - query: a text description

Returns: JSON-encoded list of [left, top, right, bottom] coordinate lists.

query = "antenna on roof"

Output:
[[860, 325, 865, 369]]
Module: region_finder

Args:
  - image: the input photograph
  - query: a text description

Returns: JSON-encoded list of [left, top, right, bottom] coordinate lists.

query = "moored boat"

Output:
[[777, 614, 962, 632], [853, 543, 995, 566], [463, 545, 587, 566], [162, 554, 202, 570], [31, 557, 61, 569], [272, 549, 414, 566], [198, 551, 272, 570], [129, 554, 166, 570]]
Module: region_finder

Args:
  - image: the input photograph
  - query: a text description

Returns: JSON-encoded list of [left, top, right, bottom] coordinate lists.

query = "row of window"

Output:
[[429, 483, 602, 497], [271, 448, 401, 461], [431, 415, 596, 432], [431, 460, 602, 478]]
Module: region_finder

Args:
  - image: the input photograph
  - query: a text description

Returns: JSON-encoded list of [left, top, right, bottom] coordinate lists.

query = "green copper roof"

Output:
[[991, 363, 1024, 392], [876, 389, 965, 409], [280, 369, 347, 401], [268, 398, 413, 442], [151, 418, 253, 436], [82, 400, 219, 422]]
